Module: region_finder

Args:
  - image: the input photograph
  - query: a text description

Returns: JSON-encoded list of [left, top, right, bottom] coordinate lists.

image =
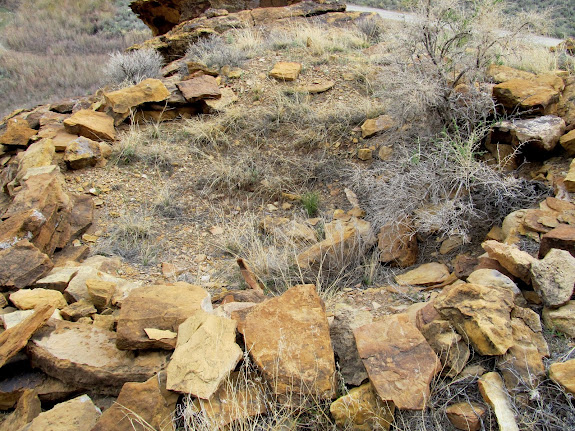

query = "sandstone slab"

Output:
[[28, 322, 169, 394], [354, 313, 440, 410], [63, 110, 116, 141], [467, 268, 525, 306], [166, 311, 242, 399], [560, 129, 575, 155], [434, 284, 514, 355], [20, 394, 101, 431], [59, 300, 97, 321], [243, 284, 336, 400], [35, 267, 79, 292], [539, 223, 575, 258], [530, 248, 575, 307], [478, 372, 519, 431], [361, 114, 395, 138], [549, 359, 575, 395], [565, 158, 575, 192], [445, 401, 486, 431], [482, 240, 535, 283], [395, 262, 450, 287], [493, 79, 559, 115], [176, 75, 221, 102], [64, 137, 102, 170], [0, 240, 53, 290], [492, 115, 565, 153], [9, 288, 67, 310], [116, 282, 211, 350], [0, 389, 41, 431], [329, 383, 394, 431], [269, 62, 302, 81], [0, 118, 36, 147], [92, 373, 178, 431], [542, 301, 575, 337]]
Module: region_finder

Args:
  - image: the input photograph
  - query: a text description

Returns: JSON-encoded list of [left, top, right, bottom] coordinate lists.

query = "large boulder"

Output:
[[28, 322, 169, 394], [434, 284, 514, 355], [63, 110, 116, 142], [116, 282, 212, 350], [166, 311, 242, 399], [353, 313, 440, 410], [243, 284, 336, 401]]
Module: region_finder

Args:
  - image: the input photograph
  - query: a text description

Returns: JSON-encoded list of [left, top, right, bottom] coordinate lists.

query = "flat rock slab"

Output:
[[395, 262, 450, 286], [493, 78, 559, 115], [269, 62, 302, 81], [116, 282, 211, 350], [354, 313, 440, 410], [494, 115, 565, 152], [0, 118, 37, 147], [482, 240, 535, 283], [361, 114, 395, 138], [434, 283, 514, 355], [63, 109, 116, 142], [478, 372, 519, 431], [28, 322, 169, 395], [166, 311, 242, 399], [243, 284, 336, 400], [0, 305, 54, 368], [176, 75, 221, 102], [549, 359, 575, 395], [20, 394, 101, 431], [92, 373, 178, 431], [9, 288, 67, 310], [542, 301, 575, 338], [0, 240, 53, 290]]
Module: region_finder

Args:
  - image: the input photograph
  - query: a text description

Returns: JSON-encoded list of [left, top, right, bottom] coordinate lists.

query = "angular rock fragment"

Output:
[[361, 114, 395, 139], [21, 394, 101, 431], [542, 301, 575, 338], [549, 359, 575, 395], [176, 75, 221, 102], [9, 288, 67, 310], [478, 372, 519, 431], [35, 267, 79, 292], [0, 389, 41, 431], [243, 284, 336, 401], [377, 220, 418, 268], [539, 223, 575, 258], [482, 240, 535, 283], [0, 240, 53, 290], [493, 79, 559, 115], [419, 318, 470, 377], [0, 118, 37, 147], [64, 137, 102, 170], [530, 248, 575, 307], [434, 284, 514, 355], [269, 62, 302, 81], [354, 313, 440, 410], [395, 262, 450, 287], [445, 401, 486, 431], [63, 109, 116, 141], [116, 282, 212, 350]]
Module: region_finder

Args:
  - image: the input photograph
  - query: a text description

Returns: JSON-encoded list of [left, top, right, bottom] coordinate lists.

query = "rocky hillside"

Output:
[[1, 0, 575, 430]]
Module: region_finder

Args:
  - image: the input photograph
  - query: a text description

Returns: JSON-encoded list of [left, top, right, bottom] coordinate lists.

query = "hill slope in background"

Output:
[[0, 0, 149, 118], [349, 0, 575, 38]]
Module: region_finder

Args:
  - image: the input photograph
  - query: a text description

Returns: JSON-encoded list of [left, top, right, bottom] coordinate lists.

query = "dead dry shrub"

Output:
[[185, 34, 249, 70], [104, 49, 163, 85]]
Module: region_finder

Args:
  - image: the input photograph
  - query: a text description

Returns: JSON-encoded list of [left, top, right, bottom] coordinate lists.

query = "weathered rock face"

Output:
[[434, 284, 514, 356], [329, 303, 372, 386], [0, 117, 37, 147], [361, 114, 395, 139], [329, 383, 395, 431], [116, 282, 212, 350], [64, 137, 102, 170], [176, 75, 221, 102], [445, 402, 486, 431], [0, 389, 41, 431], [192, 371, 268, 428], [542, 301, 575, 337], [92, 373, 178, 431], [539, 222, 575, 258], [130, 0, 303, 36], [0, 240, 53, 289], [243, 284, 336, 401], [63, 110, 116, 142], [166, 311, 242, 399], [377, 220, 418, 268], [20, 394, 101, 431], [353, 313, 441, 410], [549, 359, 575, 395], [530, 248, 575, 307], [482, 240, 535, 283], [493, 78, 560, 115], [28, 322, 169, 394], [467, 268, 525, 306], [103, 78, 171, 125], [478, 372, 519, 431]]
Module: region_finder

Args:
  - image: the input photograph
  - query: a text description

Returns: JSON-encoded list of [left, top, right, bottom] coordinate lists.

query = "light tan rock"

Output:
[[93, 314, 116, 331], [116, 282, 211, 350], [354, 313, 441, 410], [295, 80, 335, 94], [329, 303, 373, 386], [493, 79, 559, 115], [269, 62, 302, 81], [445, 401, 486, 431], [549, 359, 575, 395], [204, 87, 238, 112], [145, 328, 177, 340], [361, 114, 395, 138], [85, 279, 116, 310], [478, 372, 519, 431], [59, 300, 97, 321], [14, 139, 55, 181], [260, 216, 317, 244], [329, 383, 395, 431], [565, 158, 575, 193], [482, 240, 536, 283], [0, 117, 36, 147], [64, 137, 102, 170], [193, 370, 268, 428], [0, 305, 54, 368], [63, 110, 116, 141], [64, 266, 139, 305], [357, 148, 372, 160], [35, 267, 79, 292], [560, 129, 575, 155], [486, 64, 535, 83], [9, 289, 67, 310], [530, 248, 575, 307], [28, 322, 169, 394], [103, 78, 171, 125], [21, 394, 101, 431], [395, 262, 450, 286], [434, 284, 514, 355], [166, 311, 242, 399], [176, 75, 221, 102], [0, 389, 41, 431], [542, 301, 575, 337], [1, 308, 62, 329], [91, 373, 178, 431], [243, 284, 336, 401]]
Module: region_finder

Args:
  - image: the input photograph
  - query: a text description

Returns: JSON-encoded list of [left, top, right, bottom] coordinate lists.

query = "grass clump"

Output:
[[301, 191, 320, 217], [185, 34, 249, 70]]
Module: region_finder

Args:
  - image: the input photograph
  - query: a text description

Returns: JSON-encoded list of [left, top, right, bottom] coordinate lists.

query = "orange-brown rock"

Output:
[[177, 75, 221, 102], [269, 62, 302, 81], [361, 114, 395, 138], [0, 240, 53, 289], [434, 284, 514, 356], [0, 117, 37, 147], [539, 223, 575, 258], [353, 313, 440, 410], [63, 110, 116, 141], [64, 137, 102, 170], [445, 401, 486, 431], [20, 394, 101, 431], [493, 78, 560, 115], [243, 284, 336, 401], [116, 282, 212, 350], [377, 220, 418, 268], [91, 373, 178, 431], [0, 389, 41, 431], [482, 240, 535, 283], [549, 359, 575, 395]]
